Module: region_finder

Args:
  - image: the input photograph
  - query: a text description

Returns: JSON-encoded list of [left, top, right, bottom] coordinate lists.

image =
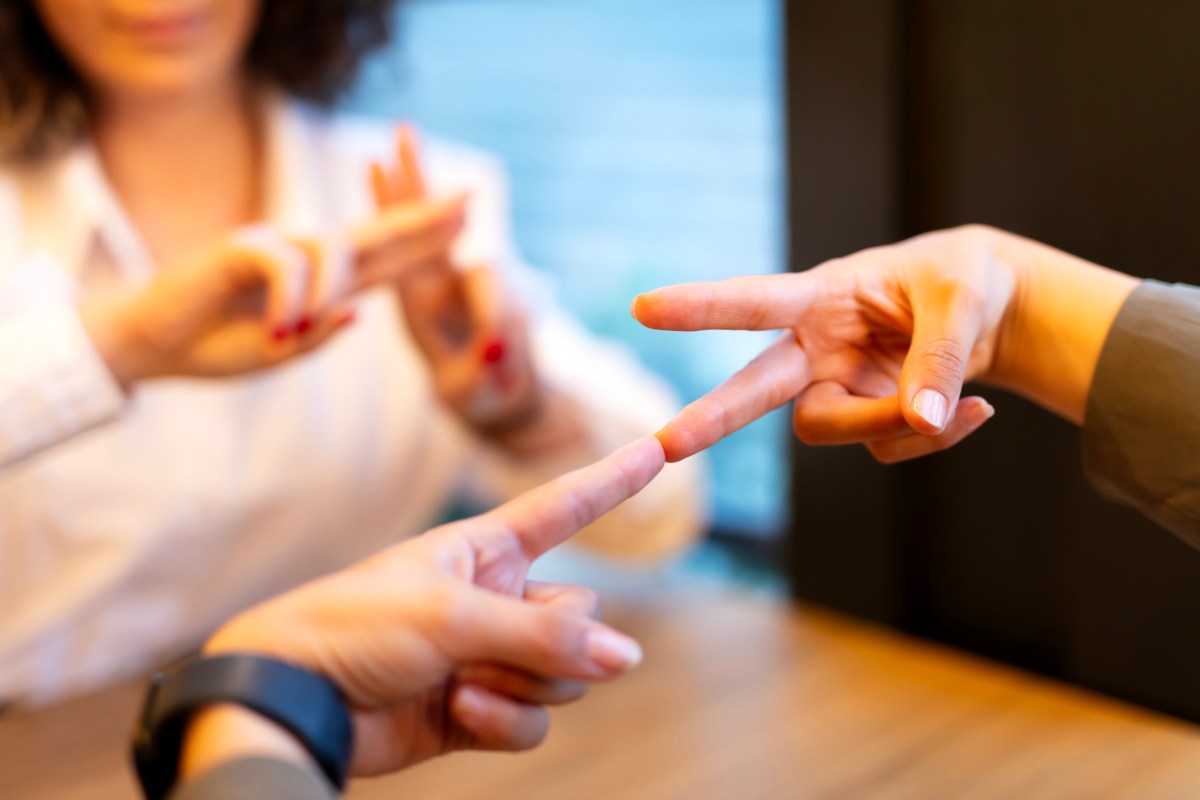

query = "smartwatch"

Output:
[[132, 654, 354, 800]]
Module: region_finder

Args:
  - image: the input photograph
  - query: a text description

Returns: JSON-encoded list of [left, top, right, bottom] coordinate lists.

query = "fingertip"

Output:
[[654, 425, 697, 463], [959, 395, 996, 427], [613, 435, 666, 485]]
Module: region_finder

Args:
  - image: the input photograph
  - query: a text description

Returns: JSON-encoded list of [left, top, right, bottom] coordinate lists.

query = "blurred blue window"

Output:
[[345, 0, 786, 537]]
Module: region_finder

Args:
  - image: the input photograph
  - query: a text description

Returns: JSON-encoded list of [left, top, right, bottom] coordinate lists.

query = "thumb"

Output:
[[899, 290, 981, 434]]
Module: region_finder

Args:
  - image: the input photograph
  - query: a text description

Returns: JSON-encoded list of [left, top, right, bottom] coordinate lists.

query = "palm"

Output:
[[791, 277, 916, 399]]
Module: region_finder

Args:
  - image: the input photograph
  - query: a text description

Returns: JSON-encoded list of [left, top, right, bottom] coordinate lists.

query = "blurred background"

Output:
[[341, 0, 1200, 724], [344, 0, 788, 542]]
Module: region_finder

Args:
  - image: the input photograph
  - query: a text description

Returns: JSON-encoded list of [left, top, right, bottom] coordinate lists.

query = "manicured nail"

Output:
[[912, 388, 948, 430], [336, 310, 357, 329], [586, 629, 643, 673], [481, 338, 505, 365], [975, 400, 996, 423], [271, 326, 289, 343], [295, 317, 313, 335]]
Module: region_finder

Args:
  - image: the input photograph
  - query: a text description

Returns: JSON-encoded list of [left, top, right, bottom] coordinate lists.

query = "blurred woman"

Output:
[[0, 0, 704, 703]]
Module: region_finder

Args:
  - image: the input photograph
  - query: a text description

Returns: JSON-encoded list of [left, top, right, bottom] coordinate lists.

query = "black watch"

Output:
[[131, 653, 354, 800]]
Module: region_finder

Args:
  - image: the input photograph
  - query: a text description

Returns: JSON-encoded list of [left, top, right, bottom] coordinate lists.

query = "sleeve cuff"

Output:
[[0, 300, 126, 467]]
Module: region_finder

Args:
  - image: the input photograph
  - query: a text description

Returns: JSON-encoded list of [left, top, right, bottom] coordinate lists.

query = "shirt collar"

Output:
[[261, 93, 334, 236], [32, 93, 331, 283]]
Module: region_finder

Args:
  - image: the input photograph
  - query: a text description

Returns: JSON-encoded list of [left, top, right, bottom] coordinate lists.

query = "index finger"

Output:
[[657, 334, 811, 461], [490, 436, 666, 559], [632, 273, 820, 331]]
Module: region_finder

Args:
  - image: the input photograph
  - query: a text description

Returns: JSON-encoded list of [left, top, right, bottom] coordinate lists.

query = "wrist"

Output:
[[986, 230, 1137, 423], [180, 704, 314, 782], [476, 387, 589, 456], [78, 292, 158, 389]]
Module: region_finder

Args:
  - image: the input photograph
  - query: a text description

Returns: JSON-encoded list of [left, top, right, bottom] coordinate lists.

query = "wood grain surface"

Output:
[[3, 588, 1199, 800]]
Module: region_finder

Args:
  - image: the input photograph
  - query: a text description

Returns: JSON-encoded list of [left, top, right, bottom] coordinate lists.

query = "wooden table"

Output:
[[4, 587, 1200, 799]]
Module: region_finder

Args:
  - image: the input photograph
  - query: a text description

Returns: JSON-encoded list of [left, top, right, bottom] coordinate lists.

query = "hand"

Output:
[[82, 226, 361, 387], [197, 436, 665, 777], [371, 126, 545, 433], [632, 224, 1137, 464]]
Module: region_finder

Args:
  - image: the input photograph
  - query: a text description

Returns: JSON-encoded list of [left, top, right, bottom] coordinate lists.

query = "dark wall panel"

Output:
[[787, 0, 1200, 719]]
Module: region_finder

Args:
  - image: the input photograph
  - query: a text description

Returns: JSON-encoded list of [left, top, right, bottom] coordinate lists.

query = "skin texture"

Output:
[[633, 225, 1138, 464], [182, 437, 664, 780]]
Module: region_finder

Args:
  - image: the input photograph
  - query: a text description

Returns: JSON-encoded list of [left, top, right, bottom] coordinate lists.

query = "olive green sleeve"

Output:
[[1084, 280, 1200, 548]]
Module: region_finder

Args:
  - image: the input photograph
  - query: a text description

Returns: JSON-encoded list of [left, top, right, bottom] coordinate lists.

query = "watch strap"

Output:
[[132, 654, 353, 800]]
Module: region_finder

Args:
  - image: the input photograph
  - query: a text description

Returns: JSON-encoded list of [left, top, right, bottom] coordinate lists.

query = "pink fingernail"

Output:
[[912, 389, 948, 430], [585, 629, 643, 673]]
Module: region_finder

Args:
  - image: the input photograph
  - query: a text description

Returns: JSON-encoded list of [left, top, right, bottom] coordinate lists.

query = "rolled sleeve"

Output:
[[0, 256, 125, 468], [1083, 280, 1200, 547]]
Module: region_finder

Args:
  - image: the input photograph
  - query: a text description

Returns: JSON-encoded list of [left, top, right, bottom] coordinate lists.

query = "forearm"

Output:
[[78, 291, 157, 390], [988, 229, 1138, 424]]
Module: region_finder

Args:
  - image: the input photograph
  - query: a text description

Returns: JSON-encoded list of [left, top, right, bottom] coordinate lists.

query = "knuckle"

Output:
[[792, 414, 820, 446], [917, 338, 967, 380]]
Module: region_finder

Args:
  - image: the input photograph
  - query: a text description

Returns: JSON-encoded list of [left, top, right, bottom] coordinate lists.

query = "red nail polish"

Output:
[[482, 339, 505, 365], [295, 317, 313, 335], [271, 326, 289, 343]]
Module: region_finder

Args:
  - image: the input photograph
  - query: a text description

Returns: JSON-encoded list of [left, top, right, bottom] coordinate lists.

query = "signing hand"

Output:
[[633, 225, 1015, 464], [371, 126, 544, 433], [199, 436, 665, 777], [82, 226, 363, 386], [635, 224, 1138, 464]]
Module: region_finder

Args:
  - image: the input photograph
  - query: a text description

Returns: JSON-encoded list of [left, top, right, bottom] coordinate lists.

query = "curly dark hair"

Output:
[[0, 0, 400, 161]]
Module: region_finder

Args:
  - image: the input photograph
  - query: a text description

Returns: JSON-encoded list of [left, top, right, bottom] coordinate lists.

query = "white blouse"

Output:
[[0, 98, 705, 704]]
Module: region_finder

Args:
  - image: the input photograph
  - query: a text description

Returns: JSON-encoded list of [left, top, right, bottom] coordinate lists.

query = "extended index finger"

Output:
[[490, 436, 666, 559], [657, 334, 811, 461], [632, 273, 820, 331]]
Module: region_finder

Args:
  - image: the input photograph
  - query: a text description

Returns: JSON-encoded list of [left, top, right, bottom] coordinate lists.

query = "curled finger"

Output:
[[450, 685, 549, 753], [792, 382, 911, 446], [228, 225, 311, 339], [866, 396, 995, 464], [457, 663, 589, 706]]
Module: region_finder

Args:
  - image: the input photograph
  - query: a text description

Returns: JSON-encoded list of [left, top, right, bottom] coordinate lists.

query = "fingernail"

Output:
[[976, 400, 996, 423], [271, 326, 289, 343], [453, 686, 487, 721], [336, 310, 357, 329], [295, 317, 313, 335], [481, 338, 505, 365], [912, 389, 949, 430], [586, 629, 643, 673], [629, 297, 640, 319]]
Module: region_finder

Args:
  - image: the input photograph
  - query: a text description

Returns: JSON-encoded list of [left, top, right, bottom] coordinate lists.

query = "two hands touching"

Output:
[[81, 183, 468, 388], [171, 223, 1142, 792], [81, 123, 556, 448]]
